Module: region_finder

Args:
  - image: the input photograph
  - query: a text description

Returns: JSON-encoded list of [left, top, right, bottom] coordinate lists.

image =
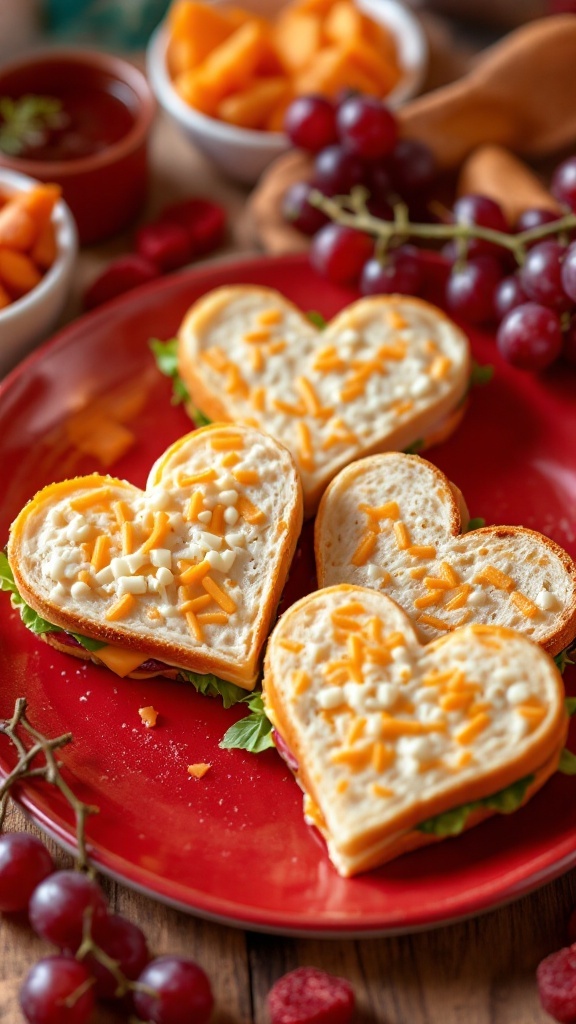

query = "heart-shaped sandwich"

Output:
[[315, 453, 576, 656], [177, 287, 471, 517], [7, 425, 303, 690], [264, 585, 568, 876]]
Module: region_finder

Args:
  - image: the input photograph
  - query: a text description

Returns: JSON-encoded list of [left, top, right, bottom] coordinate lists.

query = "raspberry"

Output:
[[537, 944, 576, 1023], [83, 255, 158, 310], [135, 221, 191, 273], [267, 967, 355, 1024], [159, 198, 226, 257]]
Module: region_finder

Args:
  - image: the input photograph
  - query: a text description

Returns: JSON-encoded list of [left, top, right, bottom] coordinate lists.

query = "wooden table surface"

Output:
[[0, 101, 572, 1024]]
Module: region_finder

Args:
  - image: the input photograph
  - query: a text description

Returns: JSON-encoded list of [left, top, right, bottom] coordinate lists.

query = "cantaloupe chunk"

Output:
[[31, 220, 57, 270], [273, 10, 322, 73], [342, 36, 401, 95], [15, 184, 61, 232], [218, 77, 291, 129], [324, 1, 367, 43], [266, 89, 295, 132], [296, 45, 382, 98], [174, 69, 221, 116], [189, 20, 276, 108], [0, 205, 36, 251], [0, 249, 42, 298], [168, 1, 234, 66]]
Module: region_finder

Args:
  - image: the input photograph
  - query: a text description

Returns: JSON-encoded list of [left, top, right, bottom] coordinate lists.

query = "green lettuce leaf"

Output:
[[307, 310, 327, 329], [178, 669, 247, 709], [556, 646, 576, 674], [219, 692, 275, 752], [149, 337, 190, 406], [469, 361, 494, 388], [417, 774, 534, 837], [558, 748, 576, 775], [1, 551, 106, 652], [465, 517, 486, 532], [403, 439, 424, 455]]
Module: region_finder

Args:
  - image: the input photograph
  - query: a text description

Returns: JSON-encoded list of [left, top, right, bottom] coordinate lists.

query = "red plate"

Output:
[[1, 253, 576, 937]]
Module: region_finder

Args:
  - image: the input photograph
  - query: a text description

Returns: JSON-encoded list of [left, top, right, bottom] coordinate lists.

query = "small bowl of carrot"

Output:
[[0, 168, 77, 376], [147, 0, 427, 183]]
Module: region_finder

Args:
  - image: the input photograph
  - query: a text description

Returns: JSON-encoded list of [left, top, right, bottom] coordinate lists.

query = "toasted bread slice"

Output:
[[177, 287, 471, 517], [315, 453, 576, 656], [8, 424, 303, 688], [264, 585, 568, 876]]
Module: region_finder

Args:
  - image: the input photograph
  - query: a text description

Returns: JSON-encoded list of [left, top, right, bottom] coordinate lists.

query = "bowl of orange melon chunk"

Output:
[[147, 0, 427, 182], [0, 168, 77, 376]]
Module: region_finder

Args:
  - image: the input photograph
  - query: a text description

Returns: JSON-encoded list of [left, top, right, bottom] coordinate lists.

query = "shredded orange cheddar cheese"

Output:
[[456, 713, 491, 745], [106, 594, 136, 621], [474, 565, 516, 592], [296, 422, 314, 472], [139, 706, 158, 728], [179, 559, 211, 586], [237, 495, 266, 524], [510, 591, 539, 618], [70, 488, 113, 512], [91, 535, 111, 572], [187, 763, 211, 779], [351, 532, 377, 567], [141, 511, 171, 554], [210, 435, 244, 451], [279, 638, 303, 653], [202, 577, 236, 614], [393, 522, 411, 550], [185, 491, 204, 522], [257, 308, 282, 326]]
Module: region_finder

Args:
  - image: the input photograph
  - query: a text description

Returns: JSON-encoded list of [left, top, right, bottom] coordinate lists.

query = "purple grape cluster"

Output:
[[282, 92, 576, 373], [0, 832, 213, 1024], [281, 92, 435, 288]]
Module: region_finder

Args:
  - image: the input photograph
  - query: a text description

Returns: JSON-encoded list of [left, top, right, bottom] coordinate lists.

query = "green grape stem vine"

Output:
[[310, 187, 576, 267]]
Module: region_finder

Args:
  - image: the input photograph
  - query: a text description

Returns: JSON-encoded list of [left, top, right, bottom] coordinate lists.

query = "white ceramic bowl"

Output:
[[147, 0, 428, 185], [0, 169, 77, 377]]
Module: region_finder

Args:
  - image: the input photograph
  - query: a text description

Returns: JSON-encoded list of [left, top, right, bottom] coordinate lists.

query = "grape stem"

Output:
[[0, 697, 98, 871], [309, 187, 576, 264], [75, 909, 157, 1006]]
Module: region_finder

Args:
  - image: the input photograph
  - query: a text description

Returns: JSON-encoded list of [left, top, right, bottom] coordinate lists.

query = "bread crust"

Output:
[[263, 585, 568, 874], [315, 452, 576, 657], [177, 287, 471, 517], [8, 425, 303, 688], [303, 742, 563, 875]]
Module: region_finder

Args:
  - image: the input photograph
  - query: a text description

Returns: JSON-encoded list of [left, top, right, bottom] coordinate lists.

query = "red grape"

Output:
[[445, 255, 502, 324], [29, 869, 108, 951], [336, 96, 397, 160], [133, 956, 214, 1024], [365, 162, 392, 203], [516, 207, 563, 238], [0, 833, 53, 913], [360, 248, 422, 297], [552, 155, 576, 212], [282, 181, 328, 236], [519, 240, 571, 310], [453, 194, 509, 257], [497, 303, 563, 370], [388, 139, 436, 193], [310, 223, 373, 284], [20, 956, 94, 1024], [494, 275, 529, 322], [563, 313, 576, 367], [84, 913, 150, 1000], [560, 240, 576, 302], [284, 96, 338, 153], [313, 145, 364, 196]]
